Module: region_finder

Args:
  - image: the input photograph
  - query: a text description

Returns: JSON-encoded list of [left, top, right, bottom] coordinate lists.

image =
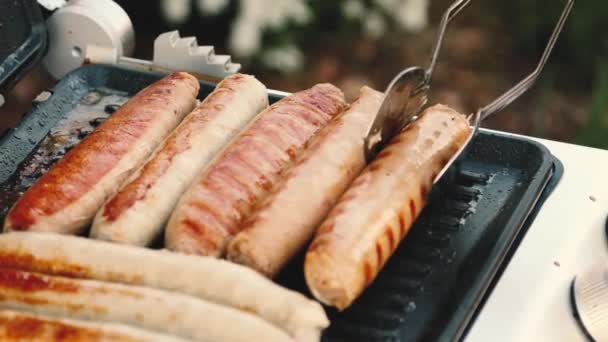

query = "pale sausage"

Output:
[[304, 104, 470, 310], [227, 86, 383, 277], [165, 83, 345, 257]]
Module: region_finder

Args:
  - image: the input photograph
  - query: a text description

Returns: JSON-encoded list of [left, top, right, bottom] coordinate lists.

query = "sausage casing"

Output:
[[3, 72, 199, 235], [91, 73, 268, 246], [304, 104, 470, 310], [0, 232, 329, 341], [227, 86, 383, 277], [165, 83, 346, 257], [0, 310, 189, 342], [0, 267, 293, 341]]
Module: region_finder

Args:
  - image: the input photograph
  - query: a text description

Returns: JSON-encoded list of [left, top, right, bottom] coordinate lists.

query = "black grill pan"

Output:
[[0, 0, 47, 94], [0, 64, 563, 341]]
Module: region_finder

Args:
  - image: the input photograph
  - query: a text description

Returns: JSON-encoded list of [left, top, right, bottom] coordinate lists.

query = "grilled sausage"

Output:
[[0, 232, 329, 341], [165, 83, 346, 257], [0, 310, 188, 342], [3, 72, 200, 235], [227, 86, 384, 277], [304, 104, 470, 310], [91, 73, 268, 246], [0, 268, 292, 341]]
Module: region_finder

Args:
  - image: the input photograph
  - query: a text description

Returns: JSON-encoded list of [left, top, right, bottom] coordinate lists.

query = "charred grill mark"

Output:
[[369, 163, 382, 172], [0, 268, 78, 293], [316, 221, 335, 236], [385, 226, 396, 252], [375, 150, 392, 160], [375, 242, 384, 265], [363, 261, 373, 286], [398, 211, 407, 237], [420, 184, 429, 201], [0, 253, 91, 279], [181, 218, 205, 237], [409, 199, 416, 219]]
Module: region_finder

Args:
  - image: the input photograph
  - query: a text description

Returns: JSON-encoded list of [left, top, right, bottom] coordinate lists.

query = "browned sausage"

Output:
[[304, 104, 471, 310], [165, 83, 346, 257], [0, 310, 188, 341], [227, 86, 384, 277], [90, 73, 268, 246], [3, 72, 200, 235]]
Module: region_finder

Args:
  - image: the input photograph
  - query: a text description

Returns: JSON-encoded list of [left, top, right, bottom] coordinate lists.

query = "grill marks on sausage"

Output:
[[0, 253, 91, 279], [172, 84, 345, 255], [7, 72, 196, 230], [375, 243, 383, 267], [409, 199, 417, 220], [0, 268, 144, 301], [0, 268, 78, 293], [420, 184, 429, 202], [398, 211, 407, 238], [0, 252, 145, 285], [385, 226, 396, 251], [0, 314, 124, 341], [305, 104, 472, 310], [102, 82, 239, 222], [363, 261, 373, 286]]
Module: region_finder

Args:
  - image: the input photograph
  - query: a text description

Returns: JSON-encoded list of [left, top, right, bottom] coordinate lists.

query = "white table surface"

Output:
[[465, 130, 608, 342]]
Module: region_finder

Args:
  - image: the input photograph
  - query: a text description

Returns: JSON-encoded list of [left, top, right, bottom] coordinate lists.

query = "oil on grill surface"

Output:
[[0, 88, 129, 222]]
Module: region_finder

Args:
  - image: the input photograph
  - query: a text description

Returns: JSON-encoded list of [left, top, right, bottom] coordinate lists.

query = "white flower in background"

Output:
[[229, 0, 312, 57], [261, 45, 304, 73], [342, 0, 365, 20], [373, 0, 429, 32], [396, 0, 428, 32], [230, 17, 262, 58], [374, 0, 401, 13], [160, 0, 191, 25], [157, 0, 430, 72], [363, 11, 386, 39], [196, 0, 229, 16]]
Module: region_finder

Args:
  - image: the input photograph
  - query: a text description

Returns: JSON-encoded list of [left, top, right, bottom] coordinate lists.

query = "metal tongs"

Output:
[[364, 0, 472, 159], [364, 0, 575, 185]]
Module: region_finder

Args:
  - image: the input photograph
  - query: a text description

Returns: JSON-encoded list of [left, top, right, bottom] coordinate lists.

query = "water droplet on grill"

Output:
[[405, 301, 416, 313], [89, 117, 106, 127], [81, 91, 102, 105], [104, 104, 120, 114]]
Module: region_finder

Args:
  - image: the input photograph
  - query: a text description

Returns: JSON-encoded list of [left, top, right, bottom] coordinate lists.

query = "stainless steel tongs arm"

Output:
[[473, 0, 575, 126], [432, 0, 574, 185], [363, 0, 471, 161], [426, 0, 472, 83]]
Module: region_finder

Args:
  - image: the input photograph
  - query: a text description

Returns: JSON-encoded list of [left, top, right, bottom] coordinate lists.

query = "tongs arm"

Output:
[[474, 0, 575, 125], [427, 0, 472, 83], [433, 0, 574, 184]]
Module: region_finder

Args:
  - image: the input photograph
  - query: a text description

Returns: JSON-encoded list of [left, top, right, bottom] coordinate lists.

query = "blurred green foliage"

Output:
[[576, 61, 608, 149], [485, 0, 608, 148], [487, 0, 608, 77]]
